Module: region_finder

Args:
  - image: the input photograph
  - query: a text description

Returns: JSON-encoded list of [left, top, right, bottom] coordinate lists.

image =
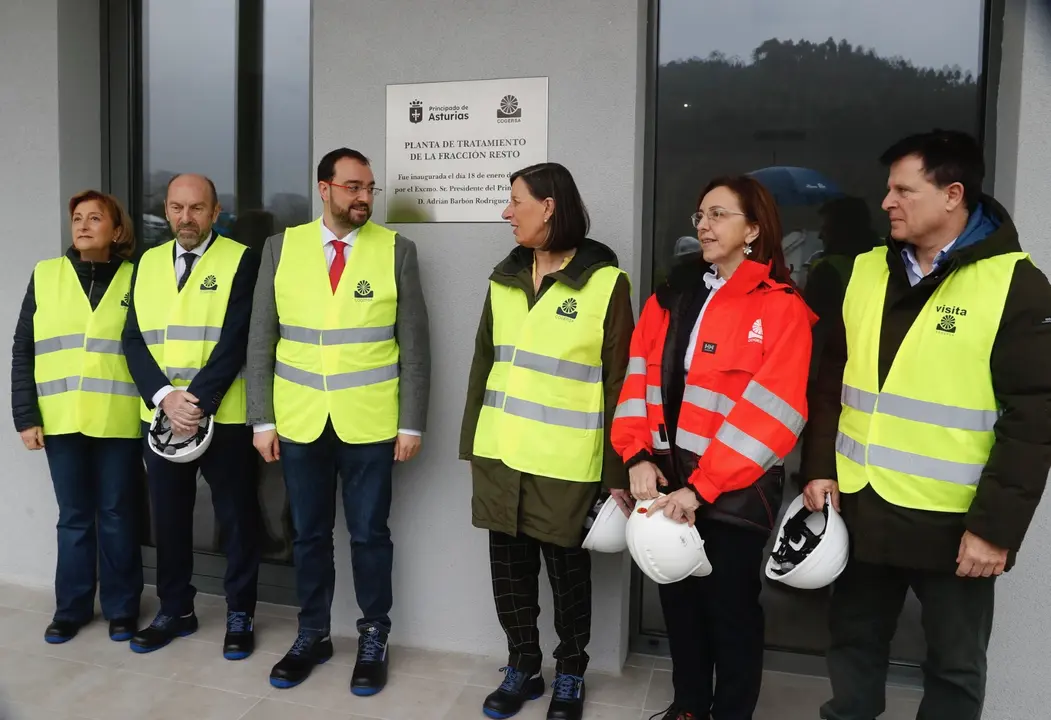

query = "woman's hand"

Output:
[[609, 488, 635, 517], [629, 461, 668, 501], [20, 427, 44, 450], [648, 486, 701, 526]]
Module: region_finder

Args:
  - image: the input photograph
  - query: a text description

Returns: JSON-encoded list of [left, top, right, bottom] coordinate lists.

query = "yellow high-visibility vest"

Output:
[[32, 257, 140, 438], [837, 248, 1028, 512], [273, 219, 400, 444], [133, 235, 247, 424], [473, 265, 623, 483]]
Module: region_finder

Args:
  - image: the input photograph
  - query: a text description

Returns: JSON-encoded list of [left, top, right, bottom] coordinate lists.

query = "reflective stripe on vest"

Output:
[[613, 355, 670, 451], [133, 235, 248, 424], [32, 257, 141, 438], [836, 248, 1027, 512], [473, 265, 624, 482], [272, 219, 400, 444], [673, 379, 795, 469]]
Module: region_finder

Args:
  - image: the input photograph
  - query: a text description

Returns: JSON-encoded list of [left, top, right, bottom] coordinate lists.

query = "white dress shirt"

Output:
[[684, 267, 727, 372], [253, 219, 420, 437], [152, 233, 214, 408]]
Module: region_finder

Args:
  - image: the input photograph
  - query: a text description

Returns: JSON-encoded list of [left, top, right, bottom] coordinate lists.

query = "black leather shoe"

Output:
[[483, 667, 545, 719], [547, 674, 585, 720], [269, 632, 334, 689], [350, 625, 389, 696], [108, 618, 138, 642], [44, 619, 85, 645], [129, 612, 198, 653], [223, 611, 255, 660]]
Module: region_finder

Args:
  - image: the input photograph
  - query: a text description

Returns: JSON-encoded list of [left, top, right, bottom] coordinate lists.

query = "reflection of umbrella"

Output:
[[747, 166, 843, 206]]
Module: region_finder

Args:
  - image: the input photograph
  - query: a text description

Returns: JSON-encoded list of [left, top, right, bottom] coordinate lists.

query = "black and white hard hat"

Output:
[[147, 407, 214, 464], [765, 493, 849, 590], [581, 493, 628, 553]]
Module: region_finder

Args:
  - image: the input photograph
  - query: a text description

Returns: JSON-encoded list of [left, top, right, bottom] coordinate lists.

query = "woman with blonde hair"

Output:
[[11, 190, 144, 644]]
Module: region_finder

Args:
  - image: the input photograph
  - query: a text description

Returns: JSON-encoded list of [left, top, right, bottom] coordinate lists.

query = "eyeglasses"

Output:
[[328, 182, 383, 196], [690, 207, 746, 228]]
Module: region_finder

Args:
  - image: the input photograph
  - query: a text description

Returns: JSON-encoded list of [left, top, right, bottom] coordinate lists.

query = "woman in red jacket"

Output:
[[612, 176, 816, 720]]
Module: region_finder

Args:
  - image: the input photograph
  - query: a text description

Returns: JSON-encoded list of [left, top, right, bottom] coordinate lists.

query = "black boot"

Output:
[[483, 666, 545, 719], [129, 611, 198, 653], [269, 631, 334, 689], [547, 674, 585, 720], [350, 625, 389, 696], [108, 618, 138, 642], [44, 619, 86, 645], [659, 706, 703, 720], [223, 611, 255, 660]]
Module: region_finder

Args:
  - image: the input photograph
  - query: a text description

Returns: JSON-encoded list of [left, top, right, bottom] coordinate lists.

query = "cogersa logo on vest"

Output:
[[556, 298, 578, 320], [200, 275, 218, 292], [935, 304, 966, 334], [355, 280, 374, 300], [121, 292, 131, 308]]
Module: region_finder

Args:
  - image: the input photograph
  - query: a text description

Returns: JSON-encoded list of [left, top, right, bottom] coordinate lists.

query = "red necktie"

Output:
[[329, 240, 347, 292]]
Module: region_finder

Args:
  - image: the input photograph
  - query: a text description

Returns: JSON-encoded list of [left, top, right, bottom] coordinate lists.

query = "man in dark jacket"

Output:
[[122, 174, 262, 659], [801, 130, 1051, 720]]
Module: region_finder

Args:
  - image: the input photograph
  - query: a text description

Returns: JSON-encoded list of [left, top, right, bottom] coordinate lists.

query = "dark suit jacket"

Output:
[[122, 235, 259, 417]]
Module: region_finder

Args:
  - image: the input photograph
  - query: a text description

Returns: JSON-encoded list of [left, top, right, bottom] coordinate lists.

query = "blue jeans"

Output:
[[44, 433, 144, 623], [280, 423, 395, 635]]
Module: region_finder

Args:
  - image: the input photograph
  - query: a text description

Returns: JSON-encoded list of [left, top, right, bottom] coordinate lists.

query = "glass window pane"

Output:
[[142, 0, 238, 250], [261, 0, 312, 239], [643, 0, 988, 664], [137, 0, 311, 565]]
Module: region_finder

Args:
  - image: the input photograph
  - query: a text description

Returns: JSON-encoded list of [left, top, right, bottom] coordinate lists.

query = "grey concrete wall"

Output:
[[0, 0, 102, 586], [0, 0, 67, 584], [312, 0, 646, 671], [987, 1, 1051, 717]]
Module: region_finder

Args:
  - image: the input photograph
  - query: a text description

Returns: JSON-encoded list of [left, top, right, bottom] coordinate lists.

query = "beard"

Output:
[[172, 222, 210, 250], [332, 200, 372, 230]]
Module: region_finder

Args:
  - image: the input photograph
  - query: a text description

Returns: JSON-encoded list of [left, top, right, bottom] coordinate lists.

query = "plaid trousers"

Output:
[[488, 530, 592, 677]]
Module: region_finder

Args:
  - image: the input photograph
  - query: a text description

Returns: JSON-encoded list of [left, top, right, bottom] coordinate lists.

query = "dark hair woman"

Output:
[[611, 176, 816, 719], [11, 190, 143, 644], [460, 162, 636, 720]]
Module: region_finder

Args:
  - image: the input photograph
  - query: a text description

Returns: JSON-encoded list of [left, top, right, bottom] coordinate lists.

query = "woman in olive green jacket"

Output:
[[459, 162, 635, 720]]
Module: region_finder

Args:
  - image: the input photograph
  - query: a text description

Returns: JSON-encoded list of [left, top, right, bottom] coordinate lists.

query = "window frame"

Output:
[[630, 0, 1007, 673], [100, 0, 305, 603]]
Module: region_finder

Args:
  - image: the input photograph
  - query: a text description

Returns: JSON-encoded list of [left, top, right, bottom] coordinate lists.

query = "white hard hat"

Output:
[[582, 494, 628, 553], [765, 493, 849, 590], [625, 497, 712, 584], [147, 407, 214, 464]]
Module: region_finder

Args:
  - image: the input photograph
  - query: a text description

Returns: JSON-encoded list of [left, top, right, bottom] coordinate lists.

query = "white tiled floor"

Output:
[[0, 582, 922, 720]]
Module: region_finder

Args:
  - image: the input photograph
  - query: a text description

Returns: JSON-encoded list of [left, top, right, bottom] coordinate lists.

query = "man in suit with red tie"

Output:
[[246, 148, 431, 694]]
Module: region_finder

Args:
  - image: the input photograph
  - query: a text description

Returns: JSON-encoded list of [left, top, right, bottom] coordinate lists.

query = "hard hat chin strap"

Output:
[[149, 414, 207, 452]]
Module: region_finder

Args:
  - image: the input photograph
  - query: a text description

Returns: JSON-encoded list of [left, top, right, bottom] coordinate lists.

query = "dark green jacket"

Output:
[[459, 238, 635, 547], [801, 196, 1051, 572]]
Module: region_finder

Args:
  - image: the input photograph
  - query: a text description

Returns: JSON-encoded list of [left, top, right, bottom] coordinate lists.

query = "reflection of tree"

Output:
[[652, 37, 981, 284]]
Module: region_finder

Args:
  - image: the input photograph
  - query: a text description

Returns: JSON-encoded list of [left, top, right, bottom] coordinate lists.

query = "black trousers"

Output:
[[822, 560, 995, 720], [489, 531, 592, 677], [658, 520, 768, 720], [143, 422, 262, 616]]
